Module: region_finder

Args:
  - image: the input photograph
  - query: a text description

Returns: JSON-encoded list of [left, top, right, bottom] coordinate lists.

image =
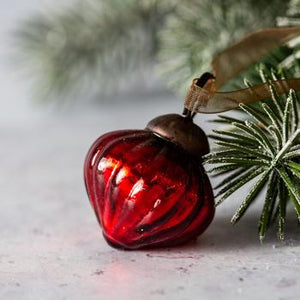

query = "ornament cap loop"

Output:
[[184, 27, 300, 114]]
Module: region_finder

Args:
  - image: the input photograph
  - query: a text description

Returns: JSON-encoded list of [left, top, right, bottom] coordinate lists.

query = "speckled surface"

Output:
[[1, 98, 300, 300], [1, 2, 300, 299]]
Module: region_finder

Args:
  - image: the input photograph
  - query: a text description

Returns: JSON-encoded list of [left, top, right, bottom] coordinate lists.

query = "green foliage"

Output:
[[14, 0, 174, 101], [287, 0, 300, 19], [204, 70, 300, 240], [277, 0, 300, 26], [158, 0, 289, 94], [14, 0, 296, 101]]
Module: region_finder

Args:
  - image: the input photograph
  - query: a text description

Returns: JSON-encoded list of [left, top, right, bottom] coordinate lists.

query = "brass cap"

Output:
[[146, 114, 209, 160]]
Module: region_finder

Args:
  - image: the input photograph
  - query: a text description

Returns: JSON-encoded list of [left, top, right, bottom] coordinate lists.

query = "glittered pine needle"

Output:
[[204, 77, 300, 240]]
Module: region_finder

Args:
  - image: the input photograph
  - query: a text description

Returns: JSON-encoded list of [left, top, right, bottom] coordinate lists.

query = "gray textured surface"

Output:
[[1, 98, 300, 300], [1, 1, 300, 299]]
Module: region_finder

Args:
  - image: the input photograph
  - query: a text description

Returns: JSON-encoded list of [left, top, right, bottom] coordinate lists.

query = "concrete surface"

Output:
[[1, 1, 300, 300], [1, 97, 300, 300]]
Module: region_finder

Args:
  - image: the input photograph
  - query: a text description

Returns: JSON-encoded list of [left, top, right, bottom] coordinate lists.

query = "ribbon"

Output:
[[185, 27, 300, 114]]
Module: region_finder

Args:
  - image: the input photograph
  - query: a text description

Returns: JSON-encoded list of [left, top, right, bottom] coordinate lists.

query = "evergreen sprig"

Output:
[[13, 0, 295, 101], [204, 76, 300, 240], [158, 0, 290, 94]]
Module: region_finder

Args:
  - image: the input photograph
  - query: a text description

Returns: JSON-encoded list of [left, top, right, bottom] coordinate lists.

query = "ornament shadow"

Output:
[[196, 212, 300, 251], [155, 211, 300, 253]]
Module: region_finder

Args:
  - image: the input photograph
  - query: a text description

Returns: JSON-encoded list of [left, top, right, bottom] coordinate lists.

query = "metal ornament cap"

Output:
[[146, 113, 209, 160]]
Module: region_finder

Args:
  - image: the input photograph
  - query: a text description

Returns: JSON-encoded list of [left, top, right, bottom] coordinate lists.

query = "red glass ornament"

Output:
[[84, 114, 214, 249]]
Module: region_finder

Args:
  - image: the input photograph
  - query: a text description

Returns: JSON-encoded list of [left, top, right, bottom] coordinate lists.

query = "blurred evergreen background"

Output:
[[12, 0, 300, 105]]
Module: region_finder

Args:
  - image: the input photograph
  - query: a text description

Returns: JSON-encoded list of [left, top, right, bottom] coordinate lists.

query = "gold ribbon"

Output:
[[185, 27, 300, 114]]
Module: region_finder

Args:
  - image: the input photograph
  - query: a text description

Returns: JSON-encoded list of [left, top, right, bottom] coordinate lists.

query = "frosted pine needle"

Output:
[[204, 81, 300, 241]]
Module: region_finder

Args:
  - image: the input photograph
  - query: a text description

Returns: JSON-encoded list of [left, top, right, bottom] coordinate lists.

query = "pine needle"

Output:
[[205, 79, 300, 240]]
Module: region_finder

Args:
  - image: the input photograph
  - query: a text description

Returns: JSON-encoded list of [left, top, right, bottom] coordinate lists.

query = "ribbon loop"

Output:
[[185, 27, 300, 114]]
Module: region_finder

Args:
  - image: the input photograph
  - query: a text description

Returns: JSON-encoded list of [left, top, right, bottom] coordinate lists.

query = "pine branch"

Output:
[[205, 80, 300, 240], [258, 172, 278, 240], [13, 0, 174, 102], [158, 0, 291, 94], [13, 0, 297, 102]]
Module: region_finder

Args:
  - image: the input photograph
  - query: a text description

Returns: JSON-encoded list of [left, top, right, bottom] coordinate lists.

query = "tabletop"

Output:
[[1, 96, 300, 300]]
